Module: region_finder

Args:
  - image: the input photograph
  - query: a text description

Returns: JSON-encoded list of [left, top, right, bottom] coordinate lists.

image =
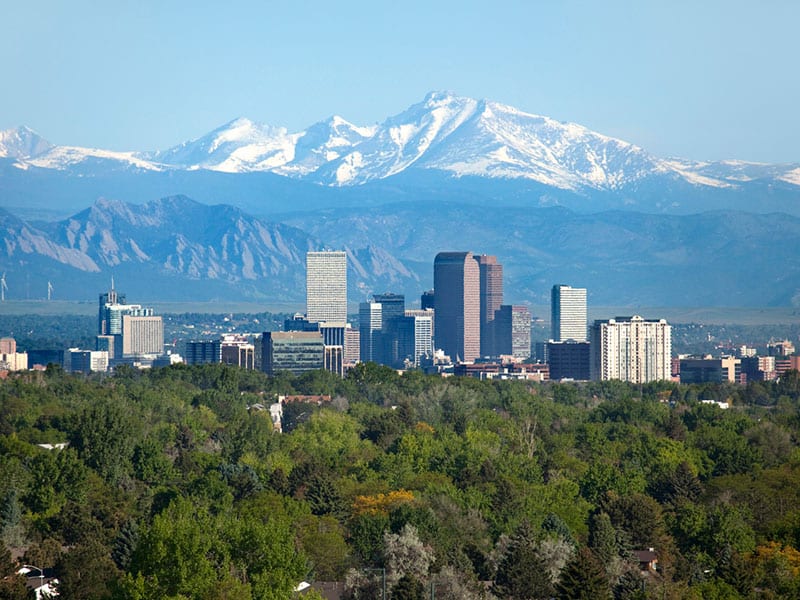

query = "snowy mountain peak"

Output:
[[0, 125, 54, 159]]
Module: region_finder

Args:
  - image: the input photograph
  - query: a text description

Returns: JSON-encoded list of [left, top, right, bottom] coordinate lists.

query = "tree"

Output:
[[555, 547, 611, 600], [493, 521, 553, 600], [55, 537, 119, 600], [0, 540, 28, 600], [383, 524, 434, 589], [69, 398, 139, 484], [392, 573, 426, 600]]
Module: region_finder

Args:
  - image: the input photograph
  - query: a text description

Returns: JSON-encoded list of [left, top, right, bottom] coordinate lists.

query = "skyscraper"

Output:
[[433, 252, 480, 363], [551, 285, 587, 342], [475, 255, 503, 356], [494, 305, 531, 359], [306, 251, 347, 324], [359, 302, 382, 363], [590, 316, 672, 383]]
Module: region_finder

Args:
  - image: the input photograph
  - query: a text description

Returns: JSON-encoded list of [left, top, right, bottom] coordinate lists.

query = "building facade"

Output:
[[121, 315, 164, 356], [590, 316, 672, 383], [262, 331, 324, 376], [475, 255, 503, 357], [306, 251, 347, 324], [434, 252, 480, 363], [547, 340, 591, 380], [551, 285, 587, 342], [494, 305, 532, 360], [359, 302, 382, 363]]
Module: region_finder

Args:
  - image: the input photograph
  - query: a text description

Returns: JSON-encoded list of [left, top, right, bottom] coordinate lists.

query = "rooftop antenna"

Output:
[[47, 281, 54, 301], [1, 273, 7, 302]]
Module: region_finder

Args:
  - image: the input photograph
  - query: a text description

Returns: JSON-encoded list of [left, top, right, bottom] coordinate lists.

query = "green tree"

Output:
[[391, 573, 425, 600], [493, 521, 553, 600], [0, 540, 28, 600], [70, 398, 139, 484], [555, 546, 611, 600]]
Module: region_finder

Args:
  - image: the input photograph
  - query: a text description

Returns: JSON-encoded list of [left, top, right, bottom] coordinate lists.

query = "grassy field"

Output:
[[1, 300, 799, 325]]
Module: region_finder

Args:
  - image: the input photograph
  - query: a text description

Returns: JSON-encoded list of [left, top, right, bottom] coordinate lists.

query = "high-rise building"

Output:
[[494, 305, 531, 359], [373, 293, 406, 366], [475, 255, 503, 356], [344, 326, 360, 365], [185, 340, 223, 365], [590, 316, 671, 383], [122, 315, 164, 356], [421, 290, 435, 310], [306, 251, 347, 324], [434, 252, 480, 362], [359, 302, 382, 363], [551, 285, 587, 342], [404, 309, 434, 366]]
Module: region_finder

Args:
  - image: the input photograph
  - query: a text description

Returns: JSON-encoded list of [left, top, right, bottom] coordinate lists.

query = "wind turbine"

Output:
[[47, 281, 54, 301], [0, 273, 7, 302]]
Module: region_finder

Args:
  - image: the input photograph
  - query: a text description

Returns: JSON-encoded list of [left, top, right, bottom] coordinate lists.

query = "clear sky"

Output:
[[1, 1, 797, 163]]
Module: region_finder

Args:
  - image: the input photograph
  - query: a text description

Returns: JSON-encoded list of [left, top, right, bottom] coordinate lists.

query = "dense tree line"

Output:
[[2, 363, 800, 598]]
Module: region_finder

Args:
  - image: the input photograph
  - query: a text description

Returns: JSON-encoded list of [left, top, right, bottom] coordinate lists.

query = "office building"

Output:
[[679, 356, 741, 384], [590, 316, 672, 383], [373, 293, 405, 366], [404, 309, 434, 366], [494, 305, 531, 360], [547, 341, 591, 380], [262, 331, 324, 376], [185, 340, 223, 365], [66, 349, 109, 373], [475, 255, 503, 356], [551, 285, 587, 342], [434, 252, 480, 363], [121, 315, 164, 356], [306, 251, 347, 324], [421, 290, 435, 310], [221, 335, 256, 369], [359, 302, 382, 363]]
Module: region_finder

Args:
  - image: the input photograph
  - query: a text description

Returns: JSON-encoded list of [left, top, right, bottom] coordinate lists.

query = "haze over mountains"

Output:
[[1, 92, 798, 307]]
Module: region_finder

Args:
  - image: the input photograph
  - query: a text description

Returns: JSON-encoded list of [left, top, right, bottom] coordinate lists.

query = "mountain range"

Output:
[[1, 92, 799, 307]]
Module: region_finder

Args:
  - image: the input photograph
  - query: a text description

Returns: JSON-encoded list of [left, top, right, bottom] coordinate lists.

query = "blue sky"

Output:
[[2, 1, 797, 163]]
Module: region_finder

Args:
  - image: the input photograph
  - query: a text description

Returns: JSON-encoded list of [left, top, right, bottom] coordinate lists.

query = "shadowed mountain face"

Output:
[[1, 197, 799, 307]]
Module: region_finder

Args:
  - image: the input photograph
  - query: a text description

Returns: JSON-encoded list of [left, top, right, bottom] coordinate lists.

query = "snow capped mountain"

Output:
[[1, 92, 798, 199], [149, 117, 298, 173], [0, 126, 53, 159], [275, 115, 376, 176], [311, 91, 671, 188]]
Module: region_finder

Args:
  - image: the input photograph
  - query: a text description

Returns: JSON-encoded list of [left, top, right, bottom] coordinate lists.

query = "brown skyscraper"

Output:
[[433, 251, 480, 362], [475, 254, 503, 356]]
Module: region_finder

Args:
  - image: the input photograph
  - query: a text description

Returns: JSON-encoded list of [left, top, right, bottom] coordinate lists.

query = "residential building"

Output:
[[551, 284, 587, 342], [590, 316, 672, 383], [306, 251, 347, 324], [344, 326, 360, 365], [434, 251, 480, 363]]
